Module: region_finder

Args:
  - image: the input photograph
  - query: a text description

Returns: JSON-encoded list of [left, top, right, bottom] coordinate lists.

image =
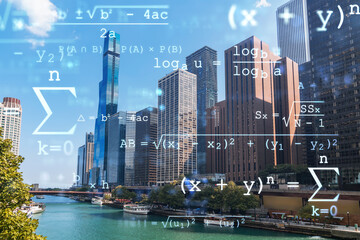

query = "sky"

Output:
[[0, 0, 289, 188]]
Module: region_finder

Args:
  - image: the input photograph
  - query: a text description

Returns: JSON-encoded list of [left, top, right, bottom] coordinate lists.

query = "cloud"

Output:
[[256, 0, 271, 8], [7, 0, 58, 37], [27, 38, 45, 48]]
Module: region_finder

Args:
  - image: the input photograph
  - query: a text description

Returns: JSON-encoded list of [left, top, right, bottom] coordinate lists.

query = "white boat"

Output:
[[91, 197, 103, 205], [20, 203, 46, 215], [123, 204, 150, 215], [204, 216, 234, 227], [29, 203, 46, 214], [35, 195, 45, 199]]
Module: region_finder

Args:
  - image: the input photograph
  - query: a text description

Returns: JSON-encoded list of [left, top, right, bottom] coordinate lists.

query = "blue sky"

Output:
[[0, 0, 289, 187]]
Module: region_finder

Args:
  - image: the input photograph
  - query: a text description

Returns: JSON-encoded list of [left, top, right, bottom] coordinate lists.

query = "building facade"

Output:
[[0, 97, 22, 155], [276, 0, 310, 64], [224, 36, 301, 182], [84, 132, 94, 185], [77, 145, 85, 186], [134, 107, 158, 186], [186, 46, 218, 174], [106, 111, 126, 187], [124, 111, 136, 186], [92, 31, 120, 186], [206, 100, 227, 174], [305, 0, 360, 188], [157, 69, 197, 185]]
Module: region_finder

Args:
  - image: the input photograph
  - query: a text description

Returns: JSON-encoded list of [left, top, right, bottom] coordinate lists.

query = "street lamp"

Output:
[[347, 212, 350, 227]]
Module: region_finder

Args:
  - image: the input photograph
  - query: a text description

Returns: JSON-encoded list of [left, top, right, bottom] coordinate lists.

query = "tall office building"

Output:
[[125, 111, 136, 186], [186, 46, 218, 174], [77, 145, 85, 186], [76, 133, 94, 186], [92, 31, 120, 186], [134, 107, 158, 186], [0, 97, 22, 155], [84, 132, 94, 185], [107, 111, 126, 186], [157, 69, 197, 185], [305, 0, 360, 188], [206, 100, 227, 174], [224, 36, 301, 182], [276, 0, 310, 64]]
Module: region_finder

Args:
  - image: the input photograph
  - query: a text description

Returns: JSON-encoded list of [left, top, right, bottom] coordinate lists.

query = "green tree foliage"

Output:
[[0, 129, 46, 239], [148, 184, 185, 209], [191, 182, 259, 214], [298, 204, 315, 220], [112, 185, 136, 200]]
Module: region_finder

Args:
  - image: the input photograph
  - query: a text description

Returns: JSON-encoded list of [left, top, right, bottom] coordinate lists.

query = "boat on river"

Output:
[[123, 204, 150, 215], [91, 197, 103, 205]]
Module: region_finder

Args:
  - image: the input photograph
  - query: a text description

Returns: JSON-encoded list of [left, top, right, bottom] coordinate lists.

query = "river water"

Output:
[[33, 195, 329, 240]]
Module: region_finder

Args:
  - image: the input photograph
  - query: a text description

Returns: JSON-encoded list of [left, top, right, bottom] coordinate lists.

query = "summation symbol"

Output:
[[33, 71, 77, 135]]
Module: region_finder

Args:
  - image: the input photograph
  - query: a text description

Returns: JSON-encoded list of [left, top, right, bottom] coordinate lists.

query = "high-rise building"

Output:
[[206, 100, 227, 174], [76, 133, 94, 186], [276, 0, 310, 64], [305, 0, 360, 188], [134, 107, 158, 186], [186, 46, 218, 174], [77, 145, 85, 186], [224, 36, 301, 182], [157, 69, 197, 185], [84, 132, 94, 185], [125, 111, 136, 186], [0, 97, 22, 155], [106, 111, 126, 187], [92, 31, 120, 186]]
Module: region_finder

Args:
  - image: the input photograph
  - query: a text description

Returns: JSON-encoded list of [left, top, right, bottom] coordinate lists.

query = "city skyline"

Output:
[[0, 0, 292, 187]]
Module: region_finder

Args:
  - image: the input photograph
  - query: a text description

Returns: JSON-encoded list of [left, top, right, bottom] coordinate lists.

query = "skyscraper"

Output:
[[0, 97, 22, 155], [157, 69, 197, 185], [276, 0, 310, 64], [107, 111, 126, 186], [304, 0, 360, 188], [186, 46, 218, 174], [77, 145, 85, 186], [224, 36, 301, 182], [125, 111, 136, 186], [134, 107, 158, 186], [84, 132, 94, 185], [206, 100, 227, 174], [92, 31, 120, 186]]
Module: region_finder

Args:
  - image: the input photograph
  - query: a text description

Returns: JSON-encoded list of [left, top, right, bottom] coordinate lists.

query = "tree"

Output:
[[298, 204, 315, 220], [192, 182, 259, 214], [112, 185, 136, 201], [0, 129, 46, 239]]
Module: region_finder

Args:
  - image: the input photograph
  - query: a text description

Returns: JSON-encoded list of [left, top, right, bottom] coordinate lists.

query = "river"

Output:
[[33, 195, 329, 240]]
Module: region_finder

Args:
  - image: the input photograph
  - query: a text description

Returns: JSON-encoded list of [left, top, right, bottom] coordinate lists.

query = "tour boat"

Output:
[[91, 197, 103, 205], [123, 204, 150, 215], [36, 195, 45, 199], [204, 216, 234, 227]]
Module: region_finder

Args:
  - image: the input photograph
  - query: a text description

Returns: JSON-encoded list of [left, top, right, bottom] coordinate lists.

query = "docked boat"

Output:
[[29, 203, 46, 214], [123, 204, 150, 215], [204, 216, 234, 227], [91, 197, 103, 205], [36, 195, 45, 199], [20, 203, 46, 215]]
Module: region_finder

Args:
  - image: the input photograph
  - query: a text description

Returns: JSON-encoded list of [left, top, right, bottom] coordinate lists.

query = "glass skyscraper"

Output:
[[304, 0, 360, 188], [276, 0, 310, 64], [186, 46, 218, 174], [92, 31, 120, 186]]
